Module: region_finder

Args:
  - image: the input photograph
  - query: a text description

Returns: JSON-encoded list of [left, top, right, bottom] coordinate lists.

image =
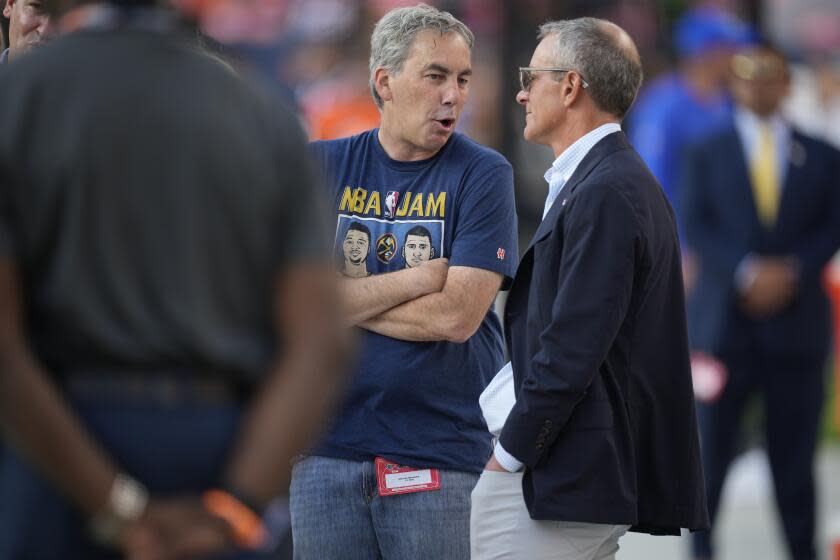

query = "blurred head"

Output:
[[43, 0, 159, 18], [516, 18, 642, 151], [675, 7, 752, 60], [675, 7, 753, 84], [3, 0, 54, 61], [729, 45, 790, 117], [369, 3, 474, 159], [402, 225, 434, 268]]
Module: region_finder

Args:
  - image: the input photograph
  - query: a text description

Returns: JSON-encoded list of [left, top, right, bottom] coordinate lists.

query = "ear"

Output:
[[374, 67, 394, 104], [3, 0, 15, 19], [562, 72, 586, 108], [430, 247, 435, 259]]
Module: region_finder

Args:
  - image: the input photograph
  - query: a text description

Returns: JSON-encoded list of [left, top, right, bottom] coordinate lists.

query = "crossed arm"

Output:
[[346, 263, 503, 343]]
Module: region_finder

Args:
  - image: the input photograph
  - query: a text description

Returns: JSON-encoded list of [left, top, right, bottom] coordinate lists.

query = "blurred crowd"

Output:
[[137, 0, 840, 242]]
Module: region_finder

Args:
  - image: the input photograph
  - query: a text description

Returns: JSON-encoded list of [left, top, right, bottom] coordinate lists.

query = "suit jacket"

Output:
[[682, 124, 840, 362], [498, 132, 708, 534]]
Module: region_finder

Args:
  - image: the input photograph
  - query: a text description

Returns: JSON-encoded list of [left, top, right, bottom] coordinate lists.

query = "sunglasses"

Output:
[[519, 67, 590, 92]]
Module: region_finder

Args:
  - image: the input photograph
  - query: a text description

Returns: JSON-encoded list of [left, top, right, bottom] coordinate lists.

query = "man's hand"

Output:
[[484, 453, 509, 473], [123, 497, 233, 560], [740, 256, 799, 318], [682, 249, 698, 297]]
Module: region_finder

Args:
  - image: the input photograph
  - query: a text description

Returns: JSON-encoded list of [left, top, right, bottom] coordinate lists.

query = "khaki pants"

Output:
[[470, 470, 630, 560]]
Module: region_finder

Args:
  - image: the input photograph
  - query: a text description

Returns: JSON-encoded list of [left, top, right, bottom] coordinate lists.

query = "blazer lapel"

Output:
[[524, 131, 630, 253], [776, 131, 808, 227]]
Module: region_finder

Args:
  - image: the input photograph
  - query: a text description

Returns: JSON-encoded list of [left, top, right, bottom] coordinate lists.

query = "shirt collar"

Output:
[[544, 122, 622, 187], [0, 49, 9, 65], [733, 107, 788, 140]]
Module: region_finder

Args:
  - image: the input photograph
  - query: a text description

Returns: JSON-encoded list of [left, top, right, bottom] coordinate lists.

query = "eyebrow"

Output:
[[424, 63, 472, 77]]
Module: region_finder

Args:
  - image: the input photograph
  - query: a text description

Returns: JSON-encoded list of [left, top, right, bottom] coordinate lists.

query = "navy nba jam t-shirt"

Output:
[[311, 129, 518, 473]]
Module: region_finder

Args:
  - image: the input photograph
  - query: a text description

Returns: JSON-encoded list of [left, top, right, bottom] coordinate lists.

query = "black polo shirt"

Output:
[[0, 26, 323, 386]]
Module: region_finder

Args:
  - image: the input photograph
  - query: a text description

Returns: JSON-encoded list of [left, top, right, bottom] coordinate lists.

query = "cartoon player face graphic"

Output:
[[342, 222, 372, 277], [402, 225, 436, 268]]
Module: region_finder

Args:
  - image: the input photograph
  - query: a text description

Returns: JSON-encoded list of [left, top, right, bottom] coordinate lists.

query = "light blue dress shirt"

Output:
[[543, 123, 624, 217]]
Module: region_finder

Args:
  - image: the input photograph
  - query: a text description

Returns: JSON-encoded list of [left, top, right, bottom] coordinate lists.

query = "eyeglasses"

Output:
[[518, 67, 590, 92]]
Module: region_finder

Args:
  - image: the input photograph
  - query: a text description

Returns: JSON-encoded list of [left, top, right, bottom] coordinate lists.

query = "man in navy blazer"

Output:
[[683, 45, 840, 560], [470, 18, 708, 560]]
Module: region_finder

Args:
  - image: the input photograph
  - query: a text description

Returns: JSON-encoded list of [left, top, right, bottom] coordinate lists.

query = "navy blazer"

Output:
[[682, 125, 840, 361], [499, 132, 709, 534]]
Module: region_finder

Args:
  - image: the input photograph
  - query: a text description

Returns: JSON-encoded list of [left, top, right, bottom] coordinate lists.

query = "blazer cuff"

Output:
[[494, 442, 525, 472]]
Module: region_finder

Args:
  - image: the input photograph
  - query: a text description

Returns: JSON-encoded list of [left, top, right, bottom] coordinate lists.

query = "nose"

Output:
[[516, 89, 528, 105], [441, 78, 461, 106]]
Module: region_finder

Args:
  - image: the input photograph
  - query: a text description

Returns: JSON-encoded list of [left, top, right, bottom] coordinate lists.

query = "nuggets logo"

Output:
[[376, 233, 397, 263]]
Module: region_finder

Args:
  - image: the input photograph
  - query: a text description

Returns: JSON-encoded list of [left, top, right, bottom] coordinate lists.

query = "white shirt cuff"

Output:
[[735, 253, 758, 293], [493, 442, 525, 472]]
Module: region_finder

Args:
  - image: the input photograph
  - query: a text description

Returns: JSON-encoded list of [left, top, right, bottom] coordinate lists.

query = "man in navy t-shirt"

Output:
[[290, 4, 518, 559]]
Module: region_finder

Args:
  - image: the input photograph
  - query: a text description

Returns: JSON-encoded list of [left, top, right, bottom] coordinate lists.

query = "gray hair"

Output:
[[538, 18, 643, 119], [369, 3, 474, 110]]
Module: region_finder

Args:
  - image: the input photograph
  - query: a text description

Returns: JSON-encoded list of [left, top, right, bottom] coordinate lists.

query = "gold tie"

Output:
[[750, 122, 780, 227]]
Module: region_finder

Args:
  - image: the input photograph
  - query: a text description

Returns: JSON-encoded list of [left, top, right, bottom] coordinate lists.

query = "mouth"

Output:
[[434, 118, 456, 132]]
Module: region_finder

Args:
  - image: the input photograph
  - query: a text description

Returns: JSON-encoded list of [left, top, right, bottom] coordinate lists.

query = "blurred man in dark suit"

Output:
[[683, 44, 840, 560]]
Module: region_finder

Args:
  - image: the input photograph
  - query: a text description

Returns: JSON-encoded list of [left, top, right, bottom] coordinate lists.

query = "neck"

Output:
[[549, 112, 619, 158], [377, 114, 441, 162], [738, 105, 780, 121]]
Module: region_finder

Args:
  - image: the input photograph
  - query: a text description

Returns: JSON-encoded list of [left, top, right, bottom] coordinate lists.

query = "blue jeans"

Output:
[[0, 388, 275, 560], [290, 456, 478, 560]]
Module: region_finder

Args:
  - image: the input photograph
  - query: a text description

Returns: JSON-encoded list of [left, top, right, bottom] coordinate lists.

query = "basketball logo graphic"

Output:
[[376, 233, 398, 263], [385, 191, 400, 219]]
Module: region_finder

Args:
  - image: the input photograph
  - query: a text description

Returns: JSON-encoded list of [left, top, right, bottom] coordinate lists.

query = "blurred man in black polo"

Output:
[[0, 0, 348, 558]]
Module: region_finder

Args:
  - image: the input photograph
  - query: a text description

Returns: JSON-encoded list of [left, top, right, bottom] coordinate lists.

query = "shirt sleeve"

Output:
[[493, 441, 524, 472], [448, 162, 518, 287], [628, 94, 677, 200], [271, 108, 331, 266]]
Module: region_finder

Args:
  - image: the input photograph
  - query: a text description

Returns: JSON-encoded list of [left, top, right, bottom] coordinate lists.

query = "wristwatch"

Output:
[[89, 473, 149, 547]]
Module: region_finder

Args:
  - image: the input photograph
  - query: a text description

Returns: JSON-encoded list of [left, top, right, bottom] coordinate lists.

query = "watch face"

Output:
[[90, 474, 149, 546]]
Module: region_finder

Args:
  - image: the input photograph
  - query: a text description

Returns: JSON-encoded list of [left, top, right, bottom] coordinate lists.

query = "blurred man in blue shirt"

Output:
[[629, 7, 751, 290]]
